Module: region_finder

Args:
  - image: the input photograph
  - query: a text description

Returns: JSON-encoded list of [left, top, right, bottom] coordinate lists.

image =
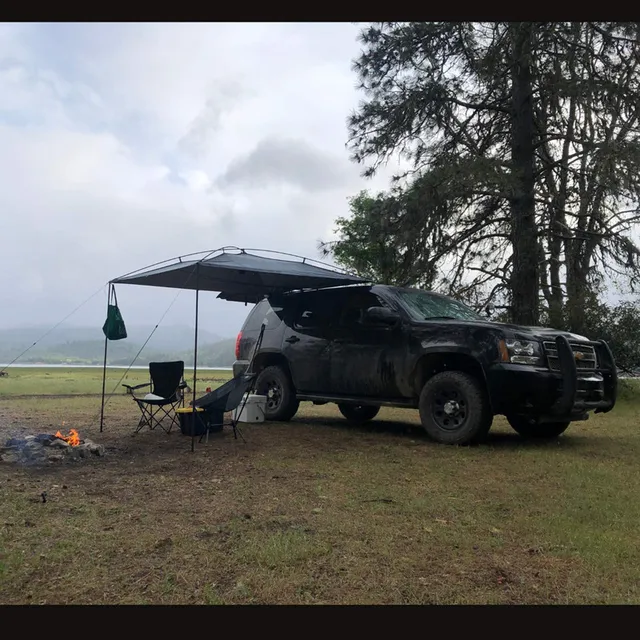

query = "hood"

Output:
[[490, 322, 589, 341], [412, 317, 590, 341]]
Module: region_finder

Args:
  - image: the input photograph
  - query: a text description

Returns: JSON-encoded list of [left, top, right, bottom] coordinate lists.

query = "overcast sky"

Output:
[[0, 22, 403, 338]]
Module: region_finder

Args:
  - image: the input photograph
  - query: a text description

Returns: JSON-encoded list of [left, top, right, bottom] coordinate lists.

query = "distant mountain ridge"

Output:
[[0, 325, 236, 367], [0, 324, 224, 349]]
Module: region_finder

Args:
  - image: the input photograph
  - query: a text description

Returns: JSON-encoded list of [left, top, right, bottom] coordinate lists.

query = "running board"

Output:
[[296, 393, 417, 409]]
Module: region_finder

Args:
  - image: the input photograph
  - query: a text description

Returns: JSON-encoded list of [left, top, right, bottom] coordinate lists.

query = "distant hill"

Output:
[[131, 338, 237, 368], [0, 325, 235, 367], [0, 324, 223, 350]]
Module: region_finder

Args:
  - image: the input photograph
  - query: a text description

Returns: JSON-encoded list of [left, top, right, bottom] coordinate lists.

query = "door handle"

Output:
[[285, 336, 300, 344]]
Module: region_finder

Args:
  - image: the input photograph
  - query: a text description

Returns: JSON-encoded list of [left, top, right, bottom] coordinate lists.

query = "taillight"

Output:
[[235, 331, 243, 359]]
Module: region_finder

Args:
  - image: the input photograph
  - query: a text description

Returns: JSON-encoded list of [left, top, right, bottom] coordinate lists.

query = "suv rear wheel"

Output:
[[419, 371, 492, 445], [507, 416, 570, 439], [255, 365, 299, 421], [338, 403, 380, 424]]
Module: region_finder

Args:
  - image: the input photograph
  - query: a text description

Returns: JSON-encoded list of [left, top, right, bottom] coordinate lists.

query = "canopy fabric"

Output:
[[111, 248, 368, 302]]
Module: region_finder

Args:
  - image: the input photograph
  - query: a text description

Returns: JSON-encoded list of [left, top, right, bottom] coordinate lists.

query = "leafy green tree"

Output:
[[583, 298, 640, 371], [321, 190, 437, 289]]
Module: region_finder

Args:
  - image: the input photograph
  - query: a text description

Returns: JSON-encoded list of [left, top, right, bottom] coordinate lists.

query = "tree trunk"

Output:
[[565, 257, 587, 336], [546, 201, 565, 328], [509, 23, 539, 326], [547, 238, 564, 327]]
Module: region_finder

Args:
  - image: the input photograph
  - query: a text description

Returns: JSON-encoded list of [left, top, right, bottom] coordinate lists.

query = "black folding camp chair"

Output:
[[191, 372, 258, 442], [189, 319, 268, 443], [123, 361, 189, 433]]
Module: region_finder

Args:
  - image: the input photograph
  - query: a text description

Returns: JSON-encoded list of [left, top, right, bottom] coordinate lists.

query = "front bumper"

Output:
[[487, 336, 617, 420]]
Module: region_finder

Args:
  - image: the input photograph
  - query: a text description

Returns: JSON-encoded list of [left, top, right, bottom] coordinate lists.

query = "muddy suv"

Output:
[[233, 284, 617, 445]]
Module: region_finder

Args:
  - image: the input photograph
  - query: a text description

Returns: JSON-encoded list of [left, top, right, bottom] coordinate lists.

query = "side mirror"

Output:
[[364, 306, 400, 326], [484, 303, 495, 318]]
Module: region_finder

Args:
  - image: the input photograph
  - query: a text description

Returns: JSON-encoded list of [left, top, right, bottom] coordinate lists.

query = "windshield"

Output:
[[397, 290, 483, 321]]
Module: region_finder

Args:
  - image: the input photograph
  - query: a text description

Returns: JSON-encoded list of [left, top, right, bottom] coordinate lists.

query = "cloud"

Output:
[[177, 81, 246, 161], [218, 137, 353, 192], [0, 22, 404, 338]]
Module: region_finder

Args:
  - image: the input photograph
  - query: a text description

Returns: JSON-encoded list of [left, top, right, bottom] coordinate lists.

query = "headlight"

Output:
[[499, 338, 543, 366]]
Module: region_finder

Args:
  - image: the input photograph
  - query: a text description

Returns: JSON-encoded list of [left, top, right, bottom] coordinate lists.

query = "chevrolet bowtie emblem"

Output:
[[574, 351, 585, 360]]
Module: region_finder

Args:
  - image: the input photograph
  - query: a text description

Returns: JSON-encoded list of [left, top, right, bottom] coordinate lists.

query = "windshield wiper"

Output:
[[423, 315, 456, 320]]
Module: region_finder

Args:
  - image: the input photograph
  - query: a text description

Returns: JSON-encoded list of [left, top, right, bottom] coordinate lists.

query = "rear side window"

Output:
[[293, 292, 339, 330], [243, 299, 283, 331]]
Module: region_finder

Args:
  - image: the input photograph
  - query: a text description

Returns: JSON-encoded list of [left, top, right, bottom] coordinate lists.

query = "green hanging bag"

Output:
[[102, 287, 128, 341]]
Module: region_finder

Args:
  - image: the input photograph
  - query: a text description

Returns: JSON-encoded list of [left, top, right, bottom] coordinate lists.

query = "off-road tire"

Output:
[[255, 365, 299, 421], [419, 371, 492, 445], [507, 416, 570, 439], [338, 403, 380, 424]]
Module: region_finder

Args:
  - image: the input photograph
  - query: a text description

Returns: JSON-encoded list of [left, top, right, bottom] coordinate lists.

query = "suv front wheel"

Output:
[[255, 365, 300, 421], [419, 371, 492, 445]]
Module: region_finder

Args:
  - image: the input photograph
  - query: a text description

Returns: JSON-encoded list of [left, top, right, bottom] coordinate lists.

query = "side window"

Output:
[[293, 294, 336, 332], [338, 292, 388, 329]]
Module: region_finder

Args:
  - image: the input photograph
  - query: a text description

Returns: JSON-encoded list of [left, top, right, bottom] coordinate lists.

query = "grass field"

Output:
[[1, 367, 639, 604]]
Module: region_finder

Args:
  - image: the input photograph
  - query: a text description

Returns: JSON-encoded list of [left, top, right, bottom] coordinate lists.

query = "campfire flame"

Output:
[[55, 428, 80, 446]]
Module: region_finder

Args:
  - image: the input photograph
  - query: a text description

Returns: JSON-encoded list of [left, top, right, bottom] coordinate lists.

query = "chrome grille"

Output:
[[543, 341, 597, 371]]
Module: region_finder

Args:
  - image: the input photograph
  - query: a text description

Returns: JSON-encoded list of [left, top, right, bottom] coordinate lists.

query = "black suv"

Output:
[[233, 284, 617, 445]]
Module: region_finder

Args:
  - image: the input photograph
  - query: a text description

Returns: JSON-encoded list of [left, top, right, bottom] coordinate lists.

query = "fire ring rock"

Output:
[[1, 432, 106, 464], [87, 443, 105, 456], [49, 439, 70, 449]]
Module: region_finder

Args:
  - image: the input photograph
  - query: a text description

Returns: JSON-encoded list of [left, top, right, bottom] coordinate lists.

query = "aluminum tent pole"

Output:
[[191, 264, 200, 452], [99, 284, 112, 433]]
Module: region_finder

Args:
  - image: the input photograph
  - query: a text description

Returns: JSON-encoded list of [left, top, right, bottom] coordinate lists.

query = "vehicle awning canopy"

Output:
[[111, 247, 369, 303]]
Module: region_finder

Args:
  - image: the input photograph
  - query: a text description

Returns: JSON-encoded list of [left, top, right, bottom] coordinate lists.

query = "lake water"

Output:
[[0, 364, 232, 371]]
